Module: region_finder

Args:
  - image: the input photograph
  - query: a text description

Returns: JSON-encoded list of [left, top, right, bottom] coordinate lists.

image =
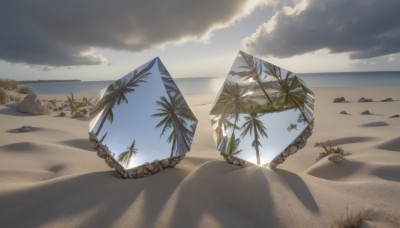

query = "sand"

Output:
[[0, 87, 400, 227]]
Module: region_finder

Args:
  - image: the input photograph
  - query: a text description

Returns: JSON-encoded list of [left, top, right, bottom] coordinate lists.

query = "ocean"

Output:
[[18, 71, 400, 95]]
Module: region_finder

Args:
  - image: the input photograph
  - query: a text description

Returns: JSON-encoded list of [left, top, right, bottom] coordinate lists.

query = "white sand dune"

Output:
[[0, 87, 400, 227]]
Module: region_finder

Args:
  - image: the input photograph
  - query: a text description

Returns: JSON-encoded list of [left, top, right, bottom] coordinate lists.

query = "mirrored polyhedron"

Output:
[[210, 51, 314, 168], [89, 57, 198, 178]]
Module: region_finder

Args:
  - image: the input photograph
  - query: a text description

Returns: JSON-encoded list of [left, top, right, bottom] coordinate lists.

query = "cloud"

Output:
[[0, 0, 268, 67], [242, 0, 400, 59]]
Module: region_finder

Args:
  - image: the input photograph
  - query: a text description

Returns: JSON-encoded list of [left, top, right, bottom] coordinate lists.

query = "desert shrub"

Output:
[[48, 99, 57, 107], [18, 86, 33, 94], [332, 207, 371, 228], [0, 79, 17, 90], [66, 93, 78, 113], [79, 108, 88, 115], [15, 96, 21, 102], [81, 97, 92, 106], [316, 143, 346, 161]]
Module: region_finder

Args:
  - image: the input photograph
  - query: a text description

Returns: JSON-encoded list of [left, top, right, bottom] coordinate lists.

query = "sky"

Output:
[[1, 0, 400, 81]]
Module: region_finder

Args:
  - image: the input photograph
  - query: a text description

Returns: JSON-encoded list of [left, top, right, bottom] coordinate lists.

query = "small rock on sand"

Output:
[[333, 97, 346, 103], [358, 97, 373, 102], [18, 93, 51, 115], [328, 154, 345, 164], [57, 111, 66, 117], [361, 110, 372, 115], [381, 98, 393, 102], [389, 114, 400, 118], [72, 111, 84, 118], [19, 125, 33, 132], [339, 110, 348, 115]]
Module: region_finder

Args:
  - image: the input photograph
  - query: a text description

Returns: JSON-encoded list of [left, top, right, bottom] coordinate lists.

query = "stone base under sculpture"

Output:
[[89, 133, 185, 179], [221, 122, 313, 168]]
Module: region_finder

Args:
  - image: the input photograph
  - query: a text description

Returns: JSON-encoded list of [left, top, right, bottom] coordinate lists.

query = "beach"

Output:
[[0, 87, 400, 227]]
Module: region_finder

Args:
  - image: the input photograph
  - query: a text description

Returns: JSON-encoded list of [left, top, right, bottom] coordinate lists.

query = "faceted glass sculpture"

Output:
[[210, 51, 314, 168], [89, 57, 198, 178]]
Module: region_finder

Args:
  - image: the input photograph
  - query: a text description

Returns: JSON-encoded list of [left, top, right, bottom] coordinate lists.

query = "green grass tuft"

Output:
[[332, 207, 371, 228], [0, 79, 17, 90], [18, 86, 33, 94], [316, 142, 346, 161], [47, 99, 57, 106]]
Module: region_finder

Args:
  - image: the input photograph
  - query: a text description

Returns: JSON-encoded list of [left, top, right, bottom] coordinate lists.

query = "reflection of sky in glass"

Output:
[[91, 59, 196, 169], [219, 108, 307, 165]]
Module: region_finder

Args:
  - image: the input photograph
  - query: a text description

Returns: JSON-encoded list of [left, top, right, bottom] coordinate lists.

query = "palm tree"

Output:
[[118, 140, 138, 169], [263, 62, 313, 124], [152, 94, 197, 157], [90, 59, 156, 136], [230, 51, 273, 103], [240, 108, 268, 165]]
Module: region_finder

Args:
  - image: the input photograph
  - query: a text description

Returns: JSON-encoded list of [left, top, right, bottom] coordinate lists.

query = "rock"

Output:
[[146, 164, 156, 172], [233, 159, 240, 165], [298, 142, 306, 149], [381, 98, 393, 102], [169, 160, 177, 167], [389, 114, 400, 118], [160, 159, 170, 168], [328, 154, 345, 164], [72, 111, 84, 118], [105, 157, 115, 168], [358, 97, 373, 102], [0, 88, 10, 104], [360, 110, 372, 115], [18, 93, 50, 115], [19, 125, 33, 132], [289, 145, 298, 154], [339, 110, 348, 115], [333, 97, 346, 103], [9, 95, 15, 102], [57, 111, 66, 117], [137, 167, 144, 176]]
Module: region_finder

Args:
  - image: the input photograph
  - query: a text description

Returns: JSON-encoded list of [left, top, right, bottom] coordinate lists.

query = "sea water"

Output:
[[18, 71, 400, 95]]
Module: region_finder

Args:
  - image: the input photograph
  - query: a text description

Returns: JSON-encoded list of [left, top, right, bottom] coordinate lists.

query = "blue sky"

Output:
[[1, 0, 400, 81]]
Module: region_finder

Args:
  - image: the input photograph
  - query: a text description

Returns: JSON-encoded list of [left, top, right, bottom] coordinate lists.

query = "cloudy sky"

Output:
[[1, 0, 400, 81]]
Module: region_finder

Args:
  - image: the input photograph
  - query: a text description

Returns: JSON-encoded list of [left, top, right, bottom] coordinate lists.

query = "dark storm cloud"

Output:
[[0, 0, 264, 66], [243, 0, 400, 59]]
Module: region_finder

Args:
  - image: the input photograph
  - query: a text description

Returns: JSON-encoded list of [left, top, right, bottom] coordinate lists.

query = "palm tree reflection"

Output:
[[263, 62, 313, 123], [240, 107, 268, 165], [90, 59, 156, 136], [230, 51, 274, 103], [211, 81, 248, 156], [118, 140, 138, 169], [152, 94, 196, 158]]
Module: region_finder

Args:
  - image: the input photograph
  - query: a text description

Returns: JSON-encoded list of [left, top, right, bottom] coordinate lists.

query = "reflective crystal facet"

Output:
[[210, 51, 314, 167], [89, 57, 198, 178]]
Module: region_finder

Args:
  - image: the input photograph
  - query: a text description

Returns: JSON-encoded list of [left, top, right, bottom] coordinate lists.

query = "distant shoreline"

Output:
[[18, 79, 81, 84]]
